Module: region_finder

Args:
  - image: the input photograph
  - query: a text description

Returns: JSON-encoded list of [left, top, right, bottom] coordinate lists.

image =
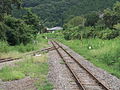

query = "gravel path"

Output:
[[0, 59, 37, 90], [58, 42, 120, 90], [0, 59, 22, 70], [0, 77, 36, 90], [48, 42, 79, 90]]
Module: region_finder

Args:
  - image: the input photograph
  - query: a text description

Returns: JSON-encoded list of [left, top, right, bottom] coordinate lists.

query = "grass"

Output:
[[0, 68, 25, 81], [0, 35, 49, 58], [0, 35, 53, 89], [59, 37, 120, 78], [0, 54, 53, 89], [42, 32, 64, 39]]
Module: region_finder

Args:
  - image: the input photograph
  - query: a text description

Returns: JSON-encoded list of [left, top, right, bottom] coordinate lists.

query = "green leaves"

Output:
[[22, 9, 43, 34], [3, 15, 34, 45], [103, 1, 120, 28], [66, 16, 86, 28], [0, 0, 22, 21], [22, 0, 119, 26], [0, 22, 10, 40], [0, 0, 44, 45], [84, 12, 99, 27]]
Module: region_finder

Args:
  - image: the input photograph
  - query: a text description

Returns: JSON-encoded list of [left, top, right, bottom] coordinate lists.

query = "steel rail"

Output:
[[53, 40, 110, 90], [0, 47, 51, 63], [0, 58, 21, 63], [51, 41, 86, 90]]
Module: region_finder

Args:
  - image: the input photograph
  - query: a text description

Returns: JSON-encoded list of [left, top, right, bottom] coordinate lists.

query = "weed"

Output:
[[60, 38, 120, 78]]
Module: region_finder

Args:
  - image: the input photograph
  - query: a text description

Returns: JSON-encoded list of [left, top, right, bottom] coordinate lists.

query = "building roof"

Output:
[[47, 27, 63, 31]]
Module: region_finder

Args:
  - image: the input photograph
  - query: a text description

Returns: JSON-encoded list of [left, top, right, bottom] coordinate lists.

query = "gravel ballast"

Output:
[[58, 42, 120, 90], [0, 77, 36, 90], [48, 42, 79, 90]]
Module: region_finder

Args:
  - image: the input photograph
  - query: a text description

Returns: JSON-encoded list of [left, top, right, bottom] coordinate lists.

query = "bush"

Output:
[[63, 26, 81, 40], [0, 22, 10, 41], [63, 26, 97, 40], [84, 12, 99, 27], [16, 43, 36, 53], [63, 26, 119, 40], [65, 16, 86, 28], [98, 28, 119, 39], [4, 15, 35, 45], [0, 41, 10, 53]]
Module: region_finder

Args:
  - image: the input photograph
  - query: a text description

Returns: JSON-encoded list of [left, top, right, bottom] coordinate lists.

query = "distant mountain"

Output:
[[22, 0, 120, 27]]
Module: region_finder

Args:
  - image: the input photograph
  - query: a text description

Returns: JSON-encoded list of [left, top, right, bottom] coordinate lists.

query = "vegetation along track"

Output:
[[51, 40, 110, 90], [0, 47, 53, 63]]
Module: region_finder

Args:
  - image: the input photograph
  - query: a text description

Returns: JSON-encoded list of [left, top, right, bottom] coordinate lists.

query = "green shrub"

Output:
[[16, 43, 36, 53], [0, 41, 10, 53], [0, 67, 25, 81], [0, 22, 10, 40], [65, 16, 86, 28], [98, 28, 119, 39], [63, 26, 119, 40], [84, 12, 99, 27], [4, 15, 35, 45]]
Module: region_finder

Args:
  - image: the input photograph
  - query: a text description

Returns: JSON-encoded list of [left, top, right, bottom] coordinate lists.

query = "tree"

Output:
[[84, 12, 99, 27], [22, 9, 43, 34], [4, 15, 34, 45], [103, 9, 117, 28], [0, 0, 22, 21], [114, 23, 120, 30], [103, 1, 120, 28], [21, 0, 118, 26], [0, 22, 11, 40], [113, 1, 120, 15], [66, 16, 86, 28]]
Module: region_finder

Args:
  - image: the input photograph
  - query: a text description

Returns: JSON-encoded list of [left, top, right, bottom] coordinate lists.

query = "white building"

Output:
[[47, 27, 63, 33]]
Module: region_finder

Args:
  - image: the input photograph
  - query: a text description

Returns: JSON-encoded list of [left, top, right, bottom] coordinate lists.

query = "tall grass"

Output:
[[60, 37, 120, 78], [42, 32, 64, 39], [0, 41, 10, 53], [0, 54, 53, 89], [0, 35, 48, 58], [0, 34, 53, 89]]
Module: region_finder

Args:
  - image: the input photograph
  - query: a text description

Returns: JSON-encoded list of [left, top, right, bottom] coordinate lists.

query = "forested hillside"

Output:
[[21, 0, 120, 26]]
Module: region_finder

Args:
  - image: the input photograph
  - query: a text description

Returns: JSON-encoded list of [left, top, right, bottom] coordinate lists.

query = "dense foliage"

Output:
[[0, 0, 44, 45], [0, 0, 22, 21], [1, 0, 120, 45], [4, 15, 35, 45], [63, 2, 120, 40], [103, 1, 120, 28], [20, 0, 120, 26]]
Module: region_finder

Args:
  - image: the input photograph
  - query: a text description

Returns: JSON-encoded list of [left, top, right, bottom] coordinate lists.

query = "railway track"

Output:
[[0, 57, 21, 63], [51, 40, 110, 90], [0, 47, 53, 63]]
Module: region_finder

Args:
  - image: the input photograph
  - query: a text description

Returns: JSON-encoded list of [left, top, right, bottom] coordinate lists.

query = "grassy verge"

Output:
[[0, 35, 49, 58], [59, 38, 120, 78], [0, 35, 53, 90], [0, 54, 53, 89]]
